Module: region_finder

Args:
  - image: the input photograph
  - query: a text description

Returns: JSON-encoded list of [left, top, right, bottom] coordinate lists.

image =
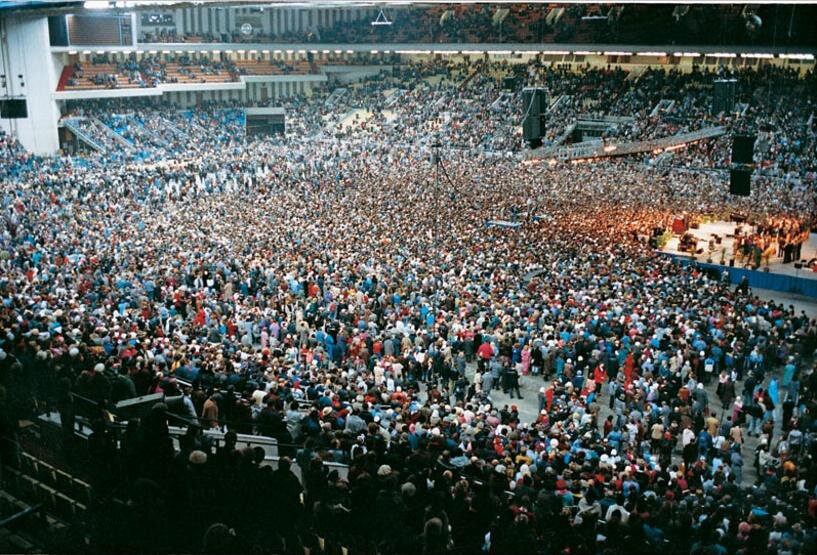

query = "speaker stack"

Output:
[[521, 87, 547, 149], [729, 133, 756, 196], [712, 78, 737, 115], [0, 98, 28, 119]]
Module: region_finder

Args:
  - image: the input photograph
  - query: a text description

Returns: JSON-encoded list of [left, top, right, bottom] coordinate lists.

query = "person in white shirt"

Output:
[[682, 425, 696, 447]]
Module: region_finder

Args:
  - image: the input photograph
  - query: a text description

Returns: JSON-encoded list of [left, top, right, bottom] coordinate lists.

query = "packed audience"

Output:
[[1, 56, 817, 554]]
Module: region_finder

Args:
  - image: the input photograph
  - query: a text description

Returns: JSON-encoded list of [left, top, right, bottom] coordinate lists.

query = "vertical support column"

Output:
[[0, 14, 60, 154]]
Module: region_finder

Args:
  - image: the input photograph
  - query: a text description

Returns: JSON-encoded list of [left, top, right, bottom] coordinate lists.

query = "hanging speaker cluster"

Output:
[[729, 134, 756, 196], [521, 87, 547, 149]]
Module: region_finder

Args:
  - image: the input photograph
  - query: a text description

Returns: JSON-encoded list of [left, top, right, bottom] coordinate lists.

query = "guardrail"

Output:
[[40, 409, 351, 483], [62, 118, 106, 152], [0, 504, 44, 529], [92, 117, 134, 151]]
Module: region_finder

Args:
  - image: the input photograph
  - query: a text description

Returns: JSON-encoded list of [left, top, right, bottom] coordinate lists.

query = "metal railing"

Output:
[[92, 117, 135, 151], [0, 504, 44, 528], [62, 118, 106, 152]]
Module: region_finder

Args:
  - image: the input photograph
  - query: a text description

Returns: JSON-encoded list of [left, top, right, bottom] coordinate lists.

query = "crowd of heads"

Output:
[[1, 56, 817, 553]]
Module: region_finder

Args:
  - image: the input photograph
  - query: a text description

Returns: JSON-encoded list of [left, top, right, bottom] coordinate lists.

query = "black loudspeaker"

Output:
[[730, 168, 751, 196], [522, 117, 542, 148], [522, 87, 547, 148], [732, 134, 756, 164], [712, 79, 736, 114], [0, 99, 28, 119]]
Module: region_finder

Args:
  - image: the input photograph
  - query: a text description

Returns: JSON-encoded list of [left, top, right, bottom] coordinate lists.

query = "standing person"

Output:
[[202, 392, 220, 430], [507, 365, 522, 399], [531, 344, 543, 376], [767, 375, 780, 422], [454, 374, 468, 404], [782, 356, 797, 388], [463, 328, 475, 362], [697, 426, 712, 460], [744, 398, 764, 437], [593, 363, 606, 397], [490, 357, 502, 391], [482, 368, 494, 394], [455, 352, 466, 379], [271, 457, 304, 551], [730, 444, 744, 485], [501, 362, 511, 395], [608, 380, 619, 410], [520, 344, 531, 376], [729, 418, 744, 446], [477, 340, 493, 372], [703, 353, 715, 385], [718, 371, 735, 409]]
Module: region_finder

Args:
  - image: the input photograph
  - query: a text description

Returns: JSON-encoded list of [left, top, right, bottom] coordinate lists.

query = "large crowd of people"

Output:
[[1, 56, 817, 554]]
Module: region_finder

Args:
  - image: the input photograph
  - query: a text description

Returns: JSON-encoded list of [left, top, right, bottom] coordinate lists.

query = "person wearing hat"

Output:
[[74, 363, 112, 414]]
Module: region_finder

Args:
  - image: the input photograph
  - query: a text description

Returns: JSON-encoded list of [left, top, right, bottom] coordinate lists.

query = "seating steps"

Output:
[[3, 452, 92, 525], [234, 59, 312, 76], [0, 479, 73, 553]]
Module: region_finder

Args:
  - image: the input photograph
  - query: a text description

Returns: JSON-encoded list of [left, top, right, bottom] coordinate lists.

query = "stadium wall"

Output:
[[0, 14, 60, 154]]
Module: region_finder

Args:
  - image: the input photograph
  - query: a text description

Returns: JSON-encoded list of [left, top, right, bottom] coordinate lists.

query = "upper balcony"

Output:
[[45, 3, 817, 50], [131, 4, 817, 49]]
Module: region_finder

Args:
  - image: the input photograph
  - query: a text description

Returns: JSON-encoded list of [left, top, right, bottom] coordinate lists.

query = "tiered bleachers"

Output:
[[62, 63, 143, 91], [56, 65, 76, 91], [0, 491, 50, 554], [0, 451, 90, 553], [61, 60, 239, 91], [234, 59, 312, 76], [163, 62, 236, 84], [58, 54, 322, 92]]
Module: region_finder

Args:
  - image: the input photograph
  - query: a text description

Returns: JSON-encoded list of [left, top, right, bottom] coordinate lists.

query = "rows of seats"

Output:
[[19, 452, 92, 508], [63, 62, 238, 91], [2, 452, 91, 525], [234, 59, 312, 76], [62, 58, 314, 91], [0, 490, 47, 554], [163, 63, 236, 84], [63, 63, 143, 91]]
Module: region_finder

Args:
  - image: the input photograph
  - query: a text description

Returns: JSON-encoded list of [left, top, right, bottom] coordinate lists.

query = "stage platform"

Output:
[[659, 220, 817, 298]]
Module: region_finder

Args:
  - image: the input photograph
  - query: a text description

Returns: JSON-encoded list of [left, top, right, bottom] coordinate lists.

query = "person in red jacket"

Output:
[[593, 364, 607, 396], [477, 341, 494, 372]]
